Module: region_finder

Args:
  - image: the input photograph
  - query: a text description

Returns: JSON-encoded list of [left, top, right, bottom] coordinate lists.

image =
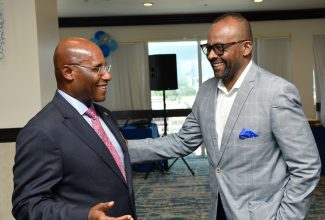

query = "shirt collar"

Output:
[[57, 90, 91, 115], [217, 60, 252, 94]]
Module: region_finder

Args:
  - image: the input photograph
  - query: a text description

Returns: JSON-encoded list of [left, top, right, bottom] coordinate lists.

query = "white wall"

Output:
[[0, 142, 15, 220], [60, 18, 325, 119], [0, 0, 58, 129], [0, 0, 59, 219], [35, 0, 59, 107], [252, 19, 325, 119]]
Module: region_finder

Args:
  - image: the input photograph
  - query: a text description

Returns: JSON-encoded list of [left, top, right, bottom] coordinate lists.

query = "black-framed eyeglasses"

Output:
[[200, 40, 248, 56], [67, 64, 111, 74]]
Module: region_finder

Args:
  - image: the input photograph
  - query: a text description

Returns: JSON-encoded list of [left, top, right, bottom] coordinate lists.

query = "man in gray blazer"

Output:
[[128, 13, 321, 220]]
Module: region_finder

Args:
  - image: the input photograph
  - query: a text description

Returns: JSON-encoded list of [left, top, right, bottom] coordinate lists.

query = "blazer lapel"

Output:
[[217, 63, 258, 162], [206, 78, 220, 167], [95, 106, 133, 185], [97, 108, 135, 206], [96, 107, 127, 153], [53, 93, 128, 185]]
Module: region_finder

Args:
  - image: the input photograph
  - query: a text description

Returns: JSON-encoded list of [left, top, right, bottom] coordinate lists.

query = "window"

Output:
[[149, 41, 199, 110], [148, 40, 213, 135]]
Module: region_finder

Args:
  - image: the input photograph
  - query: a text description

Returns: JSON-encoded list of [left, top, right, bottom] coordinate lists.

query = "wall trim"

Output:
[[1, 110, 321, 143], [58, 9, 325, 27], [0, 109, 192, 143], [0, 128, 21, 143]]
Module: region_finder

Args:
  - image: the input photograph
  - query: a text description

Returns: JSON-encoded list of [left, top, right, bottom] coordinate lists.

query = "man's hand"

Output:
[[88, 201, 134, 220]]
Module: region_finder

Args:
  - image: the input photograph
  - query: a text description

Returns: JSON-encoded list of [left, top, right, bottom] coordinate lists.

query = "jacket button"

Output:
[[216, 167, 222, 173]]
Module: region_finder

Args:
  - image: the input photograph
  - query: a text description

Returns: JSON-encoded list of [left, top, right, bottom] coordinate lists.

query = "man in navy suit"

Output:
[[12, 37, 135, 220]]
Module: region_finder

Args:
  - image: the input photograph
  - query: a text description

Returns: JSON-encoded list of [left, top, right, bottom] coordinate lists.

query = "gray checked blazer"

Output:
[[129, 62, 321, 220]]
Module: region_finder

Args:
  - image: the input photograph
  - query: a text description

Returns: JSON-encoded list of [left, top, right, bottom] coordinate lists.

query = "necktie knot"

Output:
[[85, 107, 97, 119]]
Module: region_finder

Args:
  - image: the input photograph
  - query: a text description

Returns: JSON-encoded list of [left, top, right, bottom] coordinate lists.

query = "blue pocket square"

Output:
[[239, 128, 259, 139]]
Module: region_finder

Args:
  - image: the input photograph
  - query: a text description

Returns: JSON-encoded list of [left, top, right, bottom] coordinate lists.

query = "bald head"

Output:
[[52, 37, 110, 105], [207, 13, 253, 61], [205, 13, 254, 90], [53, 37, 104, 86], [212, 13, 253, 42], [54, 37, 100, 72]]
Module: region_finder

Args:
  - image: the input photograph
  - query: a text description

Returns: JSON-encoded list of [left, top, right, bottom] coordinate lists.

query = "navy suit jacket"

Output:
[[12, 92, 136, 220]]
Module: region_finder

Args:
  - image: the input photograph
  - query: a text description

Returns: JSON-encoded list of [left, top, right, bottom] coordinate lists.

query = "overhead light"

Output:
[[253, 0, 263, 2], [144, 2, 153, 7]]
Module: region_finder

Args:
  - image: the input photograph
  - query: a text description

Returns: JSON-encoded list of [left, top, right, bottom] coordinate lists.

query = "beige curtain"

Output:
[[102, 42, 151, 111], [312, 34, 325, 124], [253, 36, 291, 81]]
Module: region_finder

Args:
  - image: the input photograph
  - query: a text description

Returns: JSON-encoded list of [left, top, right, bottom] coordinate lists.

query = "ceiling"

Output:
[[57, 0, 325, 18]]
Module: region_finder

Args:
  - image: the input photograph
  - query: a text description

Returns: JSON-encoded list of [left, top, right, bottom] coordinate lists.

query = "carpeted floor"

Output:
[[132, 155, 325, 220]]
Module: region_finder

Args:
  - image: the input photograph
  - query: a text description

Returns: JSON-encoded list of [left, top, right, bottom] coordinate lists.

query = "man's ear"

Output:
[[61, 65, 74, 81], [243, 41, 253, 57]]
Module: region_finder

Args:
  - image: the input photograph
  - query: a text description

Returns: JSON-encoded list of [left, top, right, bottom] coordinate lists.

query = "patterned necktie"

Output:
[[85, 107, 126, 181]]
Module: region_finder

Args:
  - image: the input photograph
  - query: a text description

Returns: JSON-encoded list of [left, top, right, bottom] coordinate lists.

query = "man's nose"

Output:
[[102, 71, 112, 81], [207, 49, 218, 60]]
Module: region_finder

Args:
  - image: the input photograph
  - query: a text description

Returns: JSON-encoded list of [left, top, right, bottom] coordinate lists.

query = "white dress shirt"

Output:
[[57, 90, 125, 168], [215, 60, 252, 149]]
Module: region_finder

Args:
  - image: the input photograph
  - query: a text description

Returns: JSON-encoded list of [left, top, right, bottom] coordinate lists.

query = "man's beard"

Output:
[[215, 61, 240, 82]]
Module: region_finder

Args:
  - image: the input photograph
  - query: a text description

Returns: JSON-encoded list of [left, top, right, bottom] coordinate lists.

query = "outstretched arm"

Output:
[[128, 111, 203, 164]]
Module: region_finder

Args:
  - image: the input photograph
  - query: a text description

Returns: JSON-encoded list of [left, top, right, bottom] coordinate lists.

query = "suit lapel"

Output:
[[95, 105, 133, 185], [95, 106, 134, 198], [96, 107, 127, 153], [217, 63, 258, 162], [53, 93, 128, 186], [206, 78, 220, 167]]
